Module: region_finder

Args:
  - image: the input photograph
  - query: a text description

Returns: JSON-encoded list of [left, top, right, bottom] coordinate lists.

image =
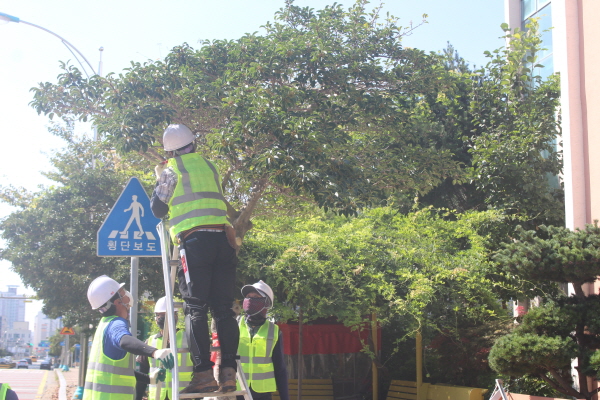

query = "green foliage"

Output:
[[0, 124, 164, 327], [491, 224, 600, 400], [27, 3, 562, 242], [28, 1, 462, 223], [468, 20, 563, 227], [239, 207, 511, 386], [495, 223, 600, 296]]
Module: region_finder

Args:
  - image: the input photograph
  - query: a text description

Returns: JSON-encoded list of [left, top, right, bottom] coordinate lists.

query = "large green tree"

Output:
[[489, 223, 600, 400], [28, 1, 464, 239]]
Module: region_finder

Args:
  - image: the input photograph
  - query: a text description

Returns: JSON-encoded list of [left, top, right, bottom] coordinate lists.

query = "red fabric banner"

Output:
[[277, 322, 381, 355]]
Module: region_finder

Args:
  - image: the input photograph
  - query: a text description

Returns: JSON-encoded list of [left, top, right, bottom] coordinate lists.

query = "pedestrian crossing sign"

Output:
[[97, 177, 162, 257], [60, 327, 75, 335]]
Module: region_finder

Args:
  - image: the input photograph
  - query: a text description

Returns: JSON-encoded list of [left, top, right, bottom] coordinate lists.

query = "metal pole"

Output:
[[372, 313, 378, 400], [65, 334, 70, 367], [78, 332, 87, 384], [416, 331, 423, 400], [130, 257, 139, 338]]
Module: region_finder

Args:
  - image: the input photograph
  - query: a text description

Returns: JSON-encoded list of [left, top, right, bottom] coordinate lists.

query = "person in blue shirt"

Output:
[[0, 383, 18, 400], [84, 275, 175, 400]]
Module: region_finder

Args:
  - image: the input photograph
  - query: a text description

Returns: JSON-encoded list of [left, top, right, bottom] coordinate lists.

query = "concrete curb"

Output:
[[56, 368, 67, 400]]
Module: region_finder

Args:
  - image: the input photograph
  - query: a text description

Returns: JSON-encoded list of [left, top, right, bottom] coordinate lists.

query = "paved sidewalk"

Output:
[[40, 367, 82, 400]]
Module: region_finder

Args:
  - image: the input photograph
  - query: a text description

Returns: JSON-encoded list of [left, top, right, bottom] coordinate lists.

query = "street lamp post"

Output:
[[0, 11, 97, 77], [1, 13, 101, 398]]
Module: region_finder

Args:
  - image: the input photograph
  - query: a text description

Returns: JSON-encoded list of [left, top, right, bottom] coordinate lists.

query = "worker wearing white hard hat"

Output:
[[237, 280, 289, 400], [84, 276, 175, 400], [151, 124, 240, 395], [136, 297, 193, 400]]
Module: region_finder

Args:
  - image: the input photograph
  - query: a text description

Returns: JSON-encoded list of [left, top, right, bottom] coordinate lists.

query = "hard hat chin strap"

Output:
[[98, 300, 114, 314]]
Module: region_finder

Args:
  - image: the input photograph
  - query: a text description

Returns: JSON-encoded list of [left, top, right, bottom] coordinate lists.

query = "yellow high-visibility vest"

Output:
[[147, 330, 193, 399], [83, 316, 135, 400], [0, 383, 12, 400], [167, 153, 228, 243], [237, 318, 278, 393]]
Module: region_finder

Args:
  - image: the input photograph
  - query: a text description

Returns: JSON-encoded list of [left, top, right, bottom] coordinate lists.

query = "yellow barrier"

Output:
[[386, 380, 488, 400], [273, 379, 333, 400]]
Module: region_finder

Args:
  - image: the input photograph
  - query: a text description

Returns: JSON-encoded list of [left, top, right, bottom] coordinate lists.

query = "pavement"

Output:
[[40, 366, 82, 400]]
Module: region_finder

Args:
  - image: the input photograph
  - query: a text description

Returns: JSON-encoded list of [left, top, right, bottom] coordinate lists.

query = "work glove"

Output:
[[154, 161, 167, 179], [149, 367, 167, 384], [153, 348, 175, 370]]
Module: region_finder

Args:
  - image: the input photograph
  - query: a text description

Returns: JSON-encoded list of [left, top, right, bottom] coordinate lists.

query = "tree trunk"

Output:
[[230, 178, 269, 240]]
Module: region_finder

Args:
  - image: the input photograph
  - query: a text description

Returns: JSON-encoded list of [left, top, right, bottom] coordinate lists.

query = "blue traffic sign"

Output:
[[97, 177, 162, 257]]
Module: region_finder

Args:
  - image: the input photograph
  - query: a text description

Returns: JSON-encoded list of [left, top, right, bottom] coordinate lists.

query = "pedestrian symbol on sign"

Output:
[[107, 195, 156, 241], [120, 195, 145, 238]]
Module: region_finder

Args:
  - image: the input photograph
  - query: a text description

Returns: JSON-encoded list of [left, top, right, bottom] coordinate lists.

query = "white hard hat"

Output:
[[87, 275, 125, 310], [163, 124, 195, 152], [241, 280, 274, 309], [154, 297, 167, 313]]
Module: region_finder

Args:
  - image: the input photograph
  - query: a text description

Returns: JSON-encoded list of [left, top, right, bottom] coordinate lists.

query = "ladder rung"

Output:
[[179, 390, 248, 398], [175, 347, 218, 352]]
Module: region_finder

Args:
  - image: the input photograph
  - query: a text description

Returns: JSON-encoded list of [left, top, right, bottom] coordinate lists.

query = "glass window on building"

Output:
[[523, 0, 536, 18], [522, 1, 553, 79]]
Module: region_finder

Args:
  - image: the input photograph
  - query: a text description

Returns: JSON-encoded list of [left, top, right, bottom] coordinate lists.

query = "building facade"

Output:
[[33, 311, 62, 355], [0, 285, 26, 331]]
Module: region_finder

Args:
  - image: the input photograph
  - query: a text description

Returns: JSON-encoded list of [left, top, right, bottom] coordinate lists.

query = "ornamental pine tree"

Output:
[[489, 223, 600, 400]]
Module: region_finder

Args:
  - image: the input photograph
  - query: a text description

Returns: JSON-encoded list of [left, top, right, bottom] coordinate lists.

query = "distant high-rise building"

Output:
[[0, 285, 26, 330], [33, 311, 62, 350]]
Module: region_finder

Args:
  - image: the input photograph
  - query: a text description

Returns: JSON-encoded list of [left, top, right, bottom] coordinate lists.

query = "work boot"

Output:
[[179, 369, 219, 394], [219, 366, 237, 393]]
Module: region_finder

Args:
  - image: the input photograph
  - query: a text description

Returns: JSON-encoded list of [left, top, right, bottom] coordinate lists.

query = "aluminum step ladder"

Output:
[[156, 221, 252, 400]]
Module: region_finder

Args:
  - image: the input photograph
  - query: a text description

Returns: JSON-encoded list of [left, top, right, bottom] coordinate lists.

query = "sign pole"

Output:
[[65, 334, 70, 367], [130, 256, 139, 338]]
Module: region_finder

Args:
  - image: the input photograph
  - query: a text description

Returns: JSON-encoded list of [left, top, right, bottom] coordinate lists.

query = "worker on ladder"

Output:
[[238, 281, 289, 400], [151, 124, 240, 394], [84, 275, 175, 400], [136, 297, 194, 400]]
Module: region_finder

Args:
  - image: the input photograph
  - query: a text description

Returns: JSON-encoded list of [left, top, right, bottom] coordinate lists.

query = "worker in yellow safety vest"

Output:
[[0, 383, 18, 400], [83, 275, 175, 400], [237, 280, 289, 400], [151, 124, 240, 395], [136, 297, 194, 400]]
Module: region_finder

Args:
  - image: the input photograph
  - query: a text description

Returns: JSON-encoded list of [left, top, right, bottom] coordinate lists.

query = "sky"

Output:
[[0, 0, 506, 325]]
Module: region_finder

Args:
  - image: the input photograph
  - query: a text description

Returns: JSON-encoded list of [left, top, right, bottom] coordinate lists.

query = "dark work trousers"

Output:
[[177, 230, 239, 372]]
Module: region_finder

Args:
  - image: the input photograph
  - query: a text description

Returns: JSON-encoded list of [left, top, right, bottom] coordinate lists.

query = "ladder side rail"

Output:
[[158, 222, 181, 400], [153, 303, 169, 400], [237, 358, 253, 400]]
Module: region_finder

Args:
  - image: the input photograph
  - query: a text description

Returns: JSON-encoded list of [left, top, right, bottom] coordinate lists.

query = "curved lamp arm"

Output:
[[1, 11, 97, 77]]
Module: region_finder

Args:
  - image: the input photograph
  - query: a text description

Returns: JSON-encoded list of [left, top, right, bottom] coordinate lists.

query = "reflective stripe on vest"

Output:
[[0, 383, 11, 400], [147, 331, 193, 400], [167, 153, 229, 242], [83, 316, 135, 400], [237, 318, 278, 393]]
